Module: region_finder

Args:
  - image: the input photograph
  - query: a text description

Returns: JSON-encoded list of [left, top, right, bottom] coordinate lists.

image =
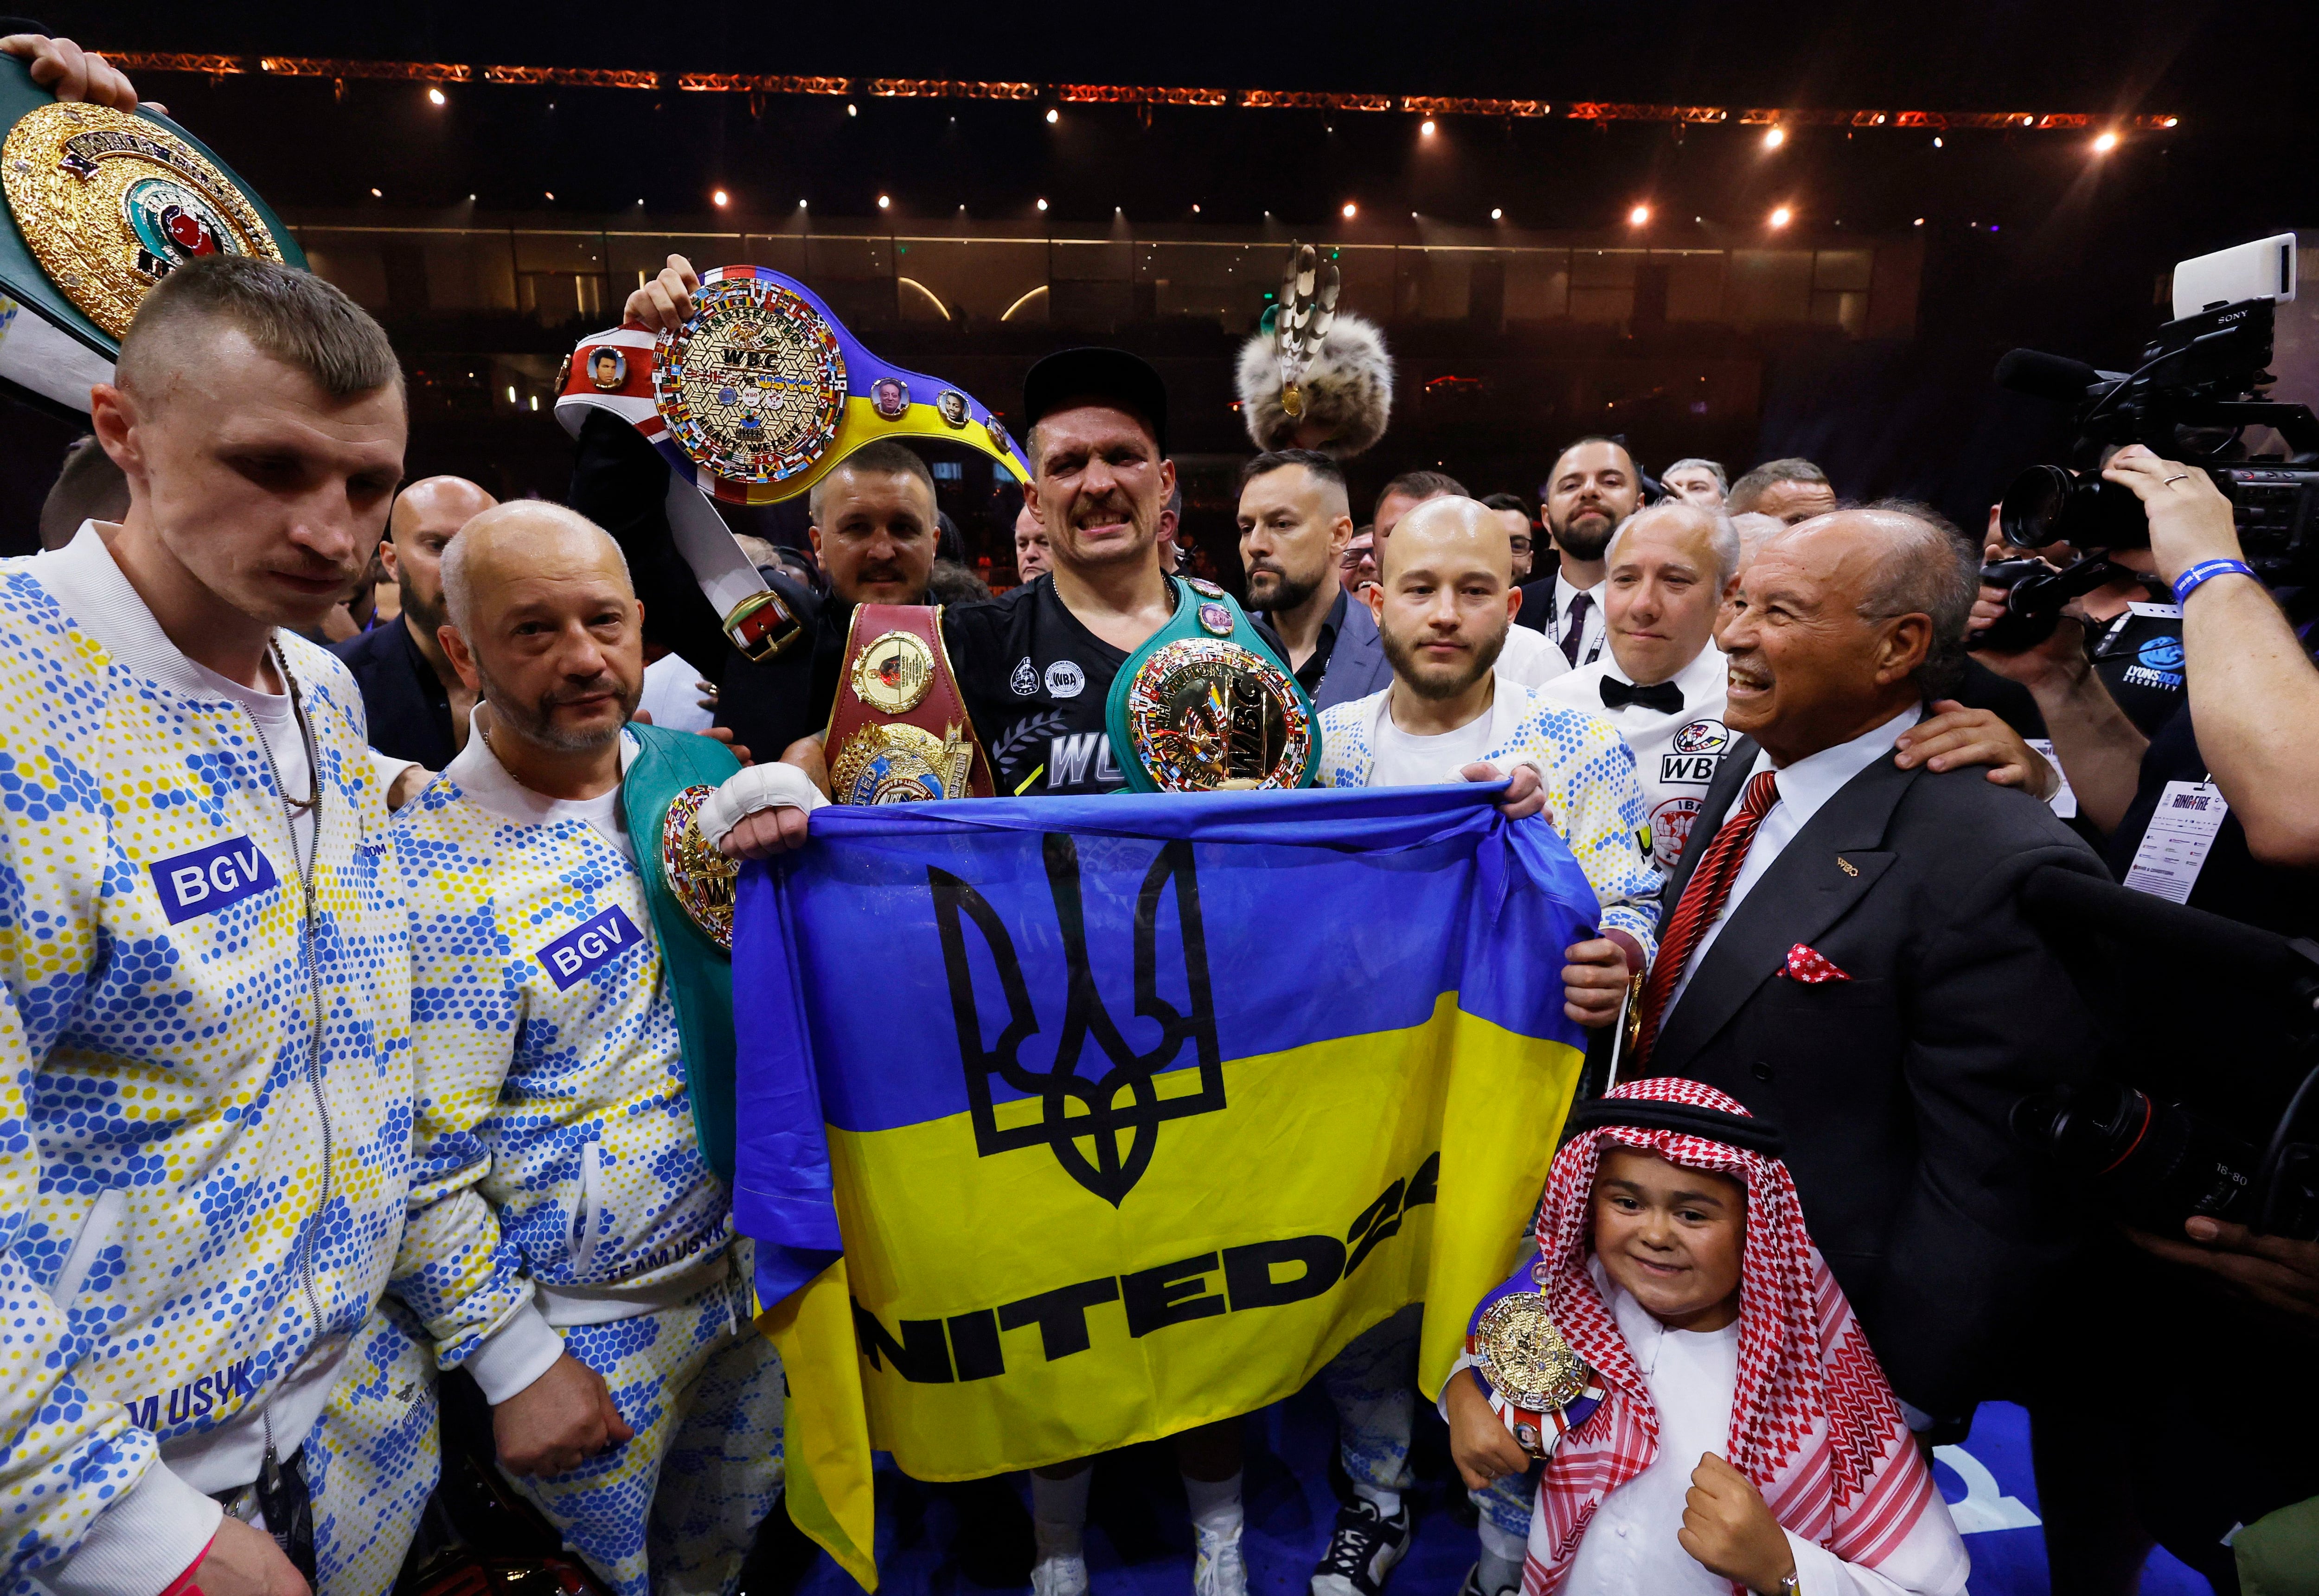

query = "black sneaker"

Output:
[[1309, 1499, 1412, 1596], [1457, 1562, 1518, 1596]]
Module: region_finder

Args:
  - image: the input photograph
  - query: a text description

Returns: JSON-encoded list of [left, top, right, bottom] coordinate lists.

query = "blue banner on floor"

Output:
[[788, 1396, 2215, 1595]]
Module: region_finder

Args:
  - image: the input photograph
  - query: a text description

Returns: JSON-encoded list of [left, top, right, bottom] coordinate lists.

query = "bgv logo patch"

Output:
[[540, 906, 645, 989], [148, 837, 279, 924]]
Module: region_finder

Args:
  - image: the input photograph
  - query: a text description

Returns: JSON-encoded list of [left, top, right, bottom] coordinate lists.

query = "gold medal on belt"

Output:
[[660, 784, 742, 952], [2, 102, 285, 338], [1473, 1295, 1593, 1416]]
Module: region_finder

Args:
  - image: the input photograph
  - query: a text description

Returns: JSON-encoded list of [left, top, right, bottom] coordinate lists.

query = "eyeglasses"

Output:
[[1509, 536, 1533, 554], [1339, 548, 1376, 568]]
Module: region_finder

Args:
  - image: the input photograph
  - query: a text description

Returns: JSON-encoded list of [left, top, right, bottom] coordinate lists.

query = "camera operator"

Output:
[[1971, 443, 2319, 936]]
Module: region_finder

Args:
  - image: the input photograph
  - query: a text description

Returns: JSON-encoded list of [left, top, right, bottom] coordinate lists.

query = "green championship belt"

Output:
[[621, 722, 745, 1184], [0, 57, 303, 414], [1104, 576, 1320, 792]]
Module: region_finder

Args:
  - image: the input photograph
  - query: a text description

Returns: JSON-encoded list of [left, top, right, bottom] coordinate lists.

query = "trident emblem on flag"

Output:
[[929, 834, 1227, 1206]]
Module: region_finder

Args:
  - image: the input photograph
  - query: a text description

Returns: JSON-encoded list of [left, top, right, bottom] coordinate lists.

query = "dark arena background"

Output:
[[6, 0, 2316, 594]]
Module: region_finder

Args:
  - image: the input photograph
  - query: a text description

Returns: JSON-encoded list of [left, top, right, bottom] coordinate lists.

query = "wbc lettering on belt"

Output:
[[147, 836, 280, 924], [540, 906, 646, 990]]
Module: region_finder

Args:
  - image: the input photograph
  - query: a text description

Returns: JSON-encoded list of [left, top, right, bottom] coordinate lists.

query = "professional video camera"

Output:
[[1975, 234, 2317, 651], [2012, 867, 2319, 1241]]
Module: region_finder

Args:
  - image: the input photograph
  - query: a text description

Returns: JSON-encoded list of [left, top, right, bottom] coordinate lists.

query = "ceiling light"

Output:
[[798, 198, 807, 208], [544, 191, 554, 201], [2093, 130, 2120, 153], [878, 194, 891, 209], [468, 193, 477, 202], [427, 87, 445, 106], [1914, 216, 1925, 226], [2162, 116, 2179, 128], [847, 103, 858, 116], [1046, 108, 1059, 124], [1762, 127, 1786, 149], [369, 186, 382, 198], [1628, 204, 1651, 226], [1192, 203, 1201, 213], [1420, 119, 1436, 136], [1932, 136, 1944, 148], [1768, 204, 1792, 227], [1037, 198, 1048, 211], [1491, 207, 1503, 220], [1342, 202, 1357, 218], [505, 385, 515, 403], [713, 189, 729, 207]]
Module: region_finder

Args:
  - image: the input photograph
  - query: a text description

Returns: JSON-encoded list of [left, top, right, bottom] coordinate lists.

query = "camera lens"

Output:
[[2013, 1082, 2257, 1231], [2000, 465, 2075, 549], [1999, 464, 2152, 551]]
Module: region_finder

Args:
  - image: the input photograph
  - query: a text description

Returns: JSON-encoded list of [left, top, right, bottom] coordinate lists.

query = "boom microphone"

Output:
[[1995, 348, 2108, 404]]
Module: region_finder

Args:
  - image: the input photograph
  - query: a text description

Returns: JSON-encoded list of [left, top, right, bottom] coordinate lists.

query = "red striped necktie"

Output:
[[1633, 769, 1782, 1064]]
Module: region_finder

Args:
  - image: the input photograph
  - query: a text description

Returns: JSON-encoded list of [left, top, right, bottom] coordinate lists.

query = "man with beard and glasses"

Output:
[[1304, 495, 1658, 1596], [334, 474, 496, 800], [1236, 448, 1391, 710], [1515, 437, 1642, 676], [390, 501, 785, 1596]]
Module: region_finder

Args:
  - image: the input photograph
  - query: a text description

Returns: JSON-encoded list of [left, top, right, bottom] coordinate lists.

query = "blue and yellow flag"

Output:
[[733, 785, 1600, 1586]]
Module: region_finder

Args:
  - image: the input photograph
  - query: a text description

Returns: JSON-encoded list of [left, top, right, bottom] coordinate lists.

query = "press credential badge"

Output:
[[2123, 780, 2230, 902]]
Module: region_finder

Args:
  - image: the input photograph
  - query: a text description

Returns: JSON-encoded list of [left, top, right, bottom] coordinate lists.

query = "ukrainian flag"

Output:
[[733, 784, 1599, 1587]]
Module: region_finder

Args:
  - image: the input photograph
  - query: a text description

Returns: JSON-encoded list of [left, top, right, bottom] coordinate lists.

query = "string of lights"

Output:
[[105, 51, 2182, 131]]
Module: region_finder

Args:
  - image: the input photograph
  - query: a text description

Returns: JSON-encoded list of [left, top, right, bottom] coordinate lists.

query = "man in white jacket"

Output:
[[389, 503, 783, 1596], [0, 256, 429, 1596]]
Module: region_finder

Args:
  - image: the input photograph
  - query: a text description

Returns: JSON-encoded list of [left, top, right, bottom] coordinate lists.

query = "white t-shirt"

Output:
[[638, 652, 714, 735], [1366, 701, 1496, 788], [35, 524, 316, 863], [1537, 644, 1731, 866]]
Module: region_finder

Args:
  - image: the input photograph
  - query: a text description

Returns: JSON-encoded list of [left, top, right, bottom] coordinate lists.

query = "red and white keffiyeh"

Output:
[[1524, 1078, 1940, 1595]]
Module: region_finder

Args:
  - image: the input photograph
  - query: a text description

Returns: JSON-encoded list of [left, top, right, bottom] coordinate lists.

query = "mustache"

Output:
[[1070, 497, 1136, 530]]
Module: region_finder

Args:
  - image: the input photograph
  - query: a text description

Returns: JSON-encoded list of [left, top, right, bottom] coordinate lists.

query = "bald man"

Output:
[[333, 474, 497, 779], [1537, 503, 1741, 866], [1306, 498, 1659, 1596], [388, 503, 785, 1596]]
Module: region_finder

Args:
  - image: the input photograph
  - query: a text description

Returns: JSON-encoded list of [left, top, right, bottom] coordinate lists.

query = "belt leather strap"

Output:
[[823, 603, 994, 804]]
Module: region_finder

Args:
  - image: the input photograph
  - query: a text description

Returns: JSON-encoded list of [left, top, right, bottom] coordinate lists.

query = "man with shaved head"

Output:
[[333, 474, 497, 786], [1538, 502, 1741, 866], [390, 503, 785, 1596], [1304, 495, 1659, 1596], [1632, 503, 2106, 1439]]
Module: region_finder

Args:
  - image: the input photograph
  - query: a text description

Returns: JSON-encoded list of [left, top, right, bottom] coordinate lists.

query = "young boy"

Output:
[[1444, 1079, 1969, 1596]]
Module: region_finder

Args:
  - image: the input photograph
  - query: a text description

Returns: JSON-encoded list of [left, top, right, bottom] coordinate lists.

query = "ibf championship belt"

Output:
[[824, 603, 995, 804], [0, 59, 302, 413], [1468, 1293, 1605, 1460], [556, 265, 1031, 663], [1104, 577, 1319, 792]]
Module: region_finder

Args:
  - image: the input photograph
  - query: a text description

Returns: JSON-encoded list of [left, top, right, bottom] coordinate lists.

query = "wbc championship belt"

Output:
[[824, 603, 995, 804], [1468, 1293, 1605, 1459], [1104, 578, 1320, 792], [0, 58, 302, 414], [556, 265, 1031, 663]]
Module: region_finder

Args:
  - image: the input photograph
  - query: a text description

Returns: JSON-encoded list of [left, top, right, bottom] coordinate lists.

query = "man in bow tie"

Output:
[[1537, 501, 1739, 868]]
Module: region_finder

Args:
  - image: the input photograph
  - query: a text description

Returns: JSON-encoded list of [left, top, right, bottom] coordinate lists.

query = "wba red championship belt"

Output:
[[824, 604, 995, 804]]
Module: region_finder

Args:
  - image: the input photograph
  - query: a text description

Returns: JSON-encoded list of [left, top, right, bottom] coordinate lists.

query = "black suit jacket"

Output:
[[1309, 590, 1394, 713], [1648, 728, 2108, 1416], [331, 619, 455, 770]]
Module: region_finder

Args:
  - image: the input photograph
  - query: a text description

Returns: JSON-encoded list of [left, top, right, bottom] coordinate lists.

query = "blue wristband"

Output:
[[2171, 559, 2256, 606]]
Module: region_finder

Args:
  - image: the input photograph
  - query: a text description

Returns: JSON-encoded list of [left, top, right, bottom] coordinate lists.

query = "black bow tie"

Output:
[[1598, 675, 1685, 714]]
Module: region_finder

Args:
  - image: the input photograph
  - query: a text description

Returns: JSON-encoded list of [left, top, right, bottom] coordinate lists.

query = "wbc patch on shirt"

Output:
[[540, 905, 646, 989], [148, 836, 280, 924]]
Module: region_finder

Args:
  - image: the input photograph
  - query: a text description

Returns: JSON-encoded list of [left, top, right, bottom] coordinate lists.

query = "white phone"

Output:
[[2172, 233, 2298, 319]]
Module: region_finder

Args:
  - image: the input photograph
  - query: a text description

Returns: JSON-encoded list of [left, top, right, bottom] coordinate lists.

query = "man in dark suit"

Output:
[[1235, 449, 1393, 712], [335, 474, 495, 774], [1634, 503, 2107, 1426]]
